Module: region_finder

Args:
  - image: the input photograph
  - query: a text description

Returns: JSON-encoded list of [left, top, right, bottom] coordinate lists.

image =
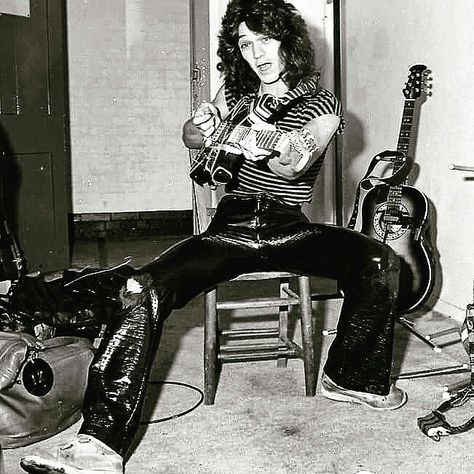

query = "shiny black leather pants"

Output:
[[80, 192, 400, 457]]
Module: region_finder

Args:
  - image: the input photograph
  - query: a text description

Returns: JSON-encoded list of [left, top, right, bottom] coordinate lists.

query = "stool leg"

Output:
[[204, 288, 218, 405], [277, 278, 290, 368], [299, 276, 316, 396]]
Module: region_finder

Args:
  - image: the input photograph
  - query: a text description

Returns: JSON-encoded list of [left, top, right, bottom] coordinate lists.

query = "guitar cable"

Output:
[[139, 380, 204, 425]]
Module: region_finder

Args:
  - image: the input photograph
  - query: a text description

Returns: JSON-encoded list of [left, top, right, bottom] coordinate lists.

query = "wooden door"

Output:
[[0, 0, 71, 273]]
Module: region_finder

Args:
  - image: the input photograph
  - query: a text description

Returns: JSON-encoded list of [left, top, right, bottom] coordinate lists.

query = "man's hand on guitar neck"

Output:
[[238, 123, 318, 167], [268, 114, 340, 180], [237, 122, 275, 162]]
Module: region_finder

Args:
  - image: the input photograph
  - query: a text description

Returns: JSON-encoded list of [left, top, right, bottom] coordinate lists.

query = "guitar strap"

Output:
[[227, 75, 321, 129], [347, 150, 413, 230]]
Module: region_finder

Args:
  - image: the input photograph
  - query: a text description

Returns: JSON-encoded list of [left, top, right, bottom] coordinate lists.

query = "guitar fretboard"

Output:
[[216, 124, 284, 150], [396, 99, 416, 156], [385, 99, 417, 216]]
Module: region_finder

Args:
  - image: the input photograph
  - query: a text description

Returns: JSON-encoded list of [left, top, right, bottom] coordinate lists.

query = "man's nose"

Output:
[[252, 43, 264, 58]]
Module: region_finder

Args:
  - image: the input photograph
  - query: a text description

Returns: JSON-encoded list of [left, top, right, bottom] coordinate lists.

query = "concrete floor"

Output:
[[3, 236, 474, 473]]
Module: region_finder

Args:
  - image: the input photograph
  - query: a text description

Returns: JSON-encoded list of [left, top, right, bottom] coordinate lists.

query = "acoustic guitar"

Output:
[[358, 64, 435, 314]]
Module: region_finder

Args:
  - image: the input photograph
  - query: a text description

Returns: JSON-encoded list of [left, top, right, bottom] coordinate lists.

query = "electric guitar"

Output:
[[358, 64, 435, 314], [189, 78, 319, 187]]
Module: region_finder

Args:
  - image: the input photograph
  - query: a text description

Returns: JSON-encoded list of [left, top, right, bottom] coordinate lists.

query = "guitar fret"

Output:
[[224, 123, 284, 151], [258, 131, 272, 148], [232, 125, 250, 143], [256, 129, 282, 149], [269, 131, 282, 148], [265, 134, 275, 147], [271, 133, 281, 148], [397, 102, 412, 149], [398, 100, 415, 153]]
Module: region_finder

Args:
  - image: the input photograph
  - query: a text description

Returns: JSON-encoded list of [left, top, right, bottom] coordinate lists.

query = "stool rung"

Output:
[[220, 327, 279, 337], [217, 297, 299, 310], [219, 339, 302, 356], [282, 287, 299, 299], [311, 291, 343, 301], [220, 342, 286, 352], [219, 349, 298, 362]]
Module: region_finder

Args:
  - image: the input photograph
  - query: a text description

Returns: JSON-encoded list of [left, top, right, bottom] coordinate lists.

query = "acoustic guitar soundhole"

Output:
[[372, 203, 410, 240]]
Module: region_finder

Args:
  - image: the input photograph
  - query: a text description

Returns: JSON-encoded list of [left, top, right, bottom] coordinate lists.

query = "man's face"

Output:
[[237, 22, 284, 84]]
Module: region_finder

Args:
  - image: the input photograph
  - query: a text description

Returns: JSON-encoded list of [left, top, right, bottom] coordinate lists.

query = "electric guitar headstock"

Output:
[[403, 64, 433, 102]]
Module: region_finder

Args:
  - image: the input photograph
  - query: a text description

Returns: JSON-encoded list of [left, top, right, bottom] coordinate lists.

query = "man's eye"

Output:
[[261, 36, 271, 44]]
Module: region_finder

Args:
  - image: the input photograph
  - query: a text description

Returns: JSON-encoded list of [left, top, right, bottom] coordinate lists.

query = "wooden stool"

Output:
[[203, 271, 315, 405]]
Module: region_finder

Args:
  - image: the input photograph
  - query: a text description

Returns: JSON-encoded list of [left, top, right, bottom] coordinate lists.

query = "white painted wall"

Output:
[[67, 0, 191, 213], [342, 0, 474, 320]]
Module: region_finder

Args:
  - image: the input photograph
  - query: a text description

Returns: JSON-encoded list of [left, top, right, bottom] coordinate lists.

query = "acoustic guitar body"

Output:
[[360, 184, 436, 314]]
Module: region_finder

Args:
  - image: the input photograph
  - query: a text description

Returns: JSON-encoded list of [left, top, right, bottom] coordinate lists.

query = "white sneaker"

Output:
[[321, 373, 407, 410], [20, 434, 123, 474]]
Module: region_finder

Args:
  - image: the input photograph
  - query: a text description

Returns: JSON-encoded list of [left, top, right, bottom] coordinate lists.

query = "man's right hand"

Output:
[[192, 102, 222, 144]]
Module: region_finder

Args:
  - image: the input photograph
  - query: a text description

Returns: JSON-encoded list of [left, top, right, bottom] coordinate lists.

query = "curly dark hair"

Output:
[[217, 0, 316, 95]]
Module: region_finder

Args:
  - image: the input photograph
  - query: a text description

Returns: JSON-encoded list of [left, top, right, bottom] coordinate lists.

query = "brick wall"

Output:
[[73, 210, 193, 239], [66, 0, 191, 214]]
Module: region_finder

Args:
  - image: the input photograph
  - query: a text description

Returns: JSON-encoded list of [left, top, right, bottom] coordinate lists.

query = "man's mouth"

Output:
[[257, 62, 271, 72]]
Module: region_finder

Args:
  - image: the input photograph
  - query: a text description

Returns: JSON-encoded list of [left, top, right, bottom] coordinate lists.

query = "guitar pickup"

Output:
[[384, 215, 402, 223]]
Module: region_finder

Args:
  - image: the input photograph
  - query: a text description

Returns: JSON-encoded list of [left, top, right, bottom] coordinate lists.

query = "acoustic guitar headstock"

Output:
[[403, 64, 433, 101]]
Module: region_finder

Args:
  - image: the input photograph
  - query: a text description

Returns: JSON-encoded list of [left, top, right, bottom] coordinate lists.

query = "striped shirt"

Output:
[[224, 81, 344, 206]]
